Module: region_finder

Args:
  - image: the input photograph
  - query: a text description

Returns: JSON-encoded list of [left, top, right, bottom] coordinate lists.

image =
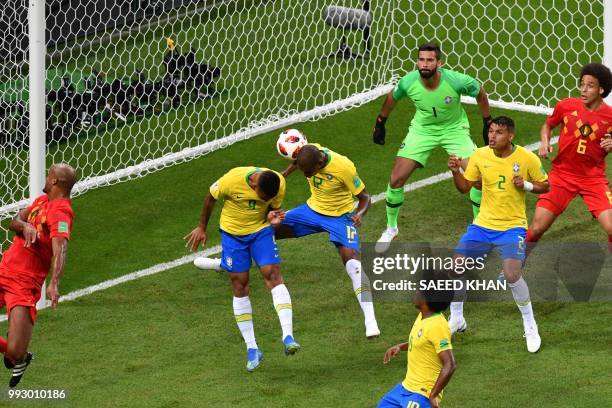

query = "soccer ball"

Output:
[[277, 129, 307, 160]]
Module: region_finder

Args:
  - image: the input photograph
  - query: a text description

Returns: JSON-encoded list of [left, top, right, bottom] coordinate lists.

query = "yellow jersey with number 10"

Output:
[[402, 312, 453, 400]]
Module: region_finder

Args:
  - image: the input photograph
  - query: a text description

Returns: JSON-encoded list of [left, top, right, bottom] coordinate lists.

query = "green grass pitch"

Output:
[[0, 97, 610, 407], [0, 1, 610, 406]]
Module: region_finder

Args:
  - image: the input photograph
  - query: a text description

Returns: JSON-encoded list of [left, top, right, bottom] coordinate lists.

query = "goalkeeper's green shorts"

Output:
[[396, 127, 476, 167]]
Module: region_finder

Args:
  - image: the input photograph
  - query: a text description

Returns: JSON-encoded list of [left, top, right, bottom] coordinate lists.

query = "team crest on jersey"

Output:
[[417, 329, 423, 338], [444, 96, 452, 104], [579, 123, 593, 138], [512, 163, 520, 173], [326, 174, 333, 180], [400, 143, 405, 149], [226, 257, 233, 268]]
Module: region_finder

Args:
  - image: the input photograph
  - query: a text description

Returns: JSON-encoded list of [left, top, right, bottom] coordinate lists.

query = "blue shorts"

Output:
[[377, 383, 430, 408], [281, 204, 359, 251], [220, 226, 280, 272], [455, 224, 526, 261]]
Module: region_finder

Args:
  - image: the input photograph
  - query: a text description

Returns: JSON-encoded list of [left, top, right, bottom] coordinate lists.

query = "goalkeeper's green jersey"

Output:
[[392, 68, 481, 135]]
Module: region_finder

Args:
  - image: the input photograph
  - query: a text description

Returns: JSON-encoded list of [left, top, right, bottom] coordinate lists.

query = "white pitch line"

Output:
[[0, 136, 558, 321]]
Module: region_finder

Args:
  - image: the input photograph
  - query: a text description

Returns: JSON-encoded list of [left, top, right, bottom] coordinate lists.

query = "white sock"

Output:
[[345, 259, 377, 325], [450, 302, 464, 321], [449, 278, 466, 321], [271, 284, 293, 340], [233, 296, 257, 349], [509, 277, 536, 329]]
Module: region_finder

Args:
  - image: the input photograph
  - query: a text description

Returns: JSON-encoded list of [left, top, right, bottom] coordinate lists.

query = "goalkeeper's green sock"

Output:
[[469, 187, 482, 220], [385, 184, 405, 229]]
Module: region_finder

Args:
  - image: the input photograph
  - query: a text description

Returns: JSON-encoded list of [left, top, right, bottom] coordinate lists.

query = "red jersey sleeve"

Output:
[[546, 99, 569, 128], [47, 204, 73, 240]]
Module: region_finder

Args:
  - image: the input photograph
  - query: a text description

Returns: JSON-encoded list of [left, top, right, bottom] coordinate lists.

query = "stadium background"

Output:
[[0, 0, 610, 406]]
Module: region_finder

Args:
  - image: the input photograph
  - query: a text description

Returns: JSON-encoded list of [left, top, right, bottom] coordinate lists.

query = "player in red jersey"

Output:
[[527, 63, 612, 247], [0, 164, 76, 387]]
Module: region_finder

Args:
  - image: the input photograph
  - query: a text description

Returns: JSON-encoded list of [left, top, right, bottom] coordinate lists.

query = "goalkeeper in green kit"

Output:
[[373, 42, 492, 253]]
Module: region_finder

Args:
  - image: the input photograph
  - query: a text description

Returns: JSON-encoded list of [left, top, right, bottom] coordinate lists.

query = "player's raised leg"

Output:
[[338, 247, 380, 338]]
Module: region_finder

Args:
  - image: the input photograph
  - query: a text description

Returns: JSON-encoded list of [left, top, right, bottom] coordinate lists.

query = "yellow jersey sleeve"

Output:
[[341, 162, 365, 196], [427, 319, 453, 354], [527, 153, 548, 183], [269, 173, 286, 209], [463, 150, 481, 182], [209, 174, 229, 200]]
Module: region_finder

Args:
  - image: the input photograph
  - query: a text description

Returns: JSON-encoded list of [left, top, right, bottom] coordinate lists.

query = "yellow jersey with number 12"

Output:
[[209, 167, 285, 236], [305, 144, 365, 216]]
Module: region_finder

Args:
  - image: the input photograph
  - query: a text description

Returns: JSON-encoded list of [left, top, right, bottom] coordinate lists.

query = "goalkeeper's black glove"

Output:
[[373, 114, 387, 145], [482, 115, 492, 146]]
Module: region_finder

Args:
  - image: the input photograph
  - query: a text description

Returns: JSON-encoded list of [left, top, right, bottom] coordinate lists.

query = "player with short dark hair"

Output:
[[193, 143, 380, 338], [527, 63, 612, 249], [184, 167, 300, 372], [372, 42, 492, 253], [448, 117, 549, 353], [378, 270, 456, 408], [277, 143, 379, 338], [0, 163, 76, 387]]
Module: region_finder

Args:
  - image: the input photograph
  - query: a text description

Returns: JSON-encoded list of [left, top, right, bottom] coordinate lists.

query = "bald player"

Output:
[[0, 164, 77, 387]]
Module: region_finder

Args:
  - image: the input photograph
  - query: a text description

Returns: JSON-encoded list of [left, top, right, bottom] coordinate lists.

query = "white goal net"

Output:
[[0, 0, 608, 248]]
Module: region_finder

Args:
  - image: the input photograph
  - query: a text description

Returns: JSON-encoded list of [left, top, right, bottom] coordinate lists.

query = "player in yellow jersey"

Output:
[[184, 167, 300, 372], [277, 143, 380, 338], [378, 270, 456, 408], [447, 116, 549, 352]]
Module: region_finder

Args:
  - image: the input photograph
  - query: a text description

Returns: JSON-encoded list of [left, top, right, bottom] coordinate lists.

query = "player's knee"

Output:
[[528, 223, 547, 239], [389, 174, 406, 189], [230, 279, 249, 296], [263, 266, 283, 288], [504, 268, 522, 284]]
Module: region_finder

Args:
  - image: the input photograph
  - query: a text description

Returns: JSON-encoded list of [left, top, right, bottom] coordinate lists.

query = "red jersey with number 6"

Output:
[[547, 98, 612, 179], [0, 195, 73, 284]]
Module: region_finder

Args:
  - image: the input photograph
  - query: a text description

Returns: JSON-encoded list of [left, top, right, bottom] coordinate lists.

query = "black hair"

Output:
[[296, 144, 322, 171], [419, 269, 454, 313], [490, 116, 515, 133], [258, 170, 280, 200], [580, 63, 612, 98], [418, 42, 442, 60]]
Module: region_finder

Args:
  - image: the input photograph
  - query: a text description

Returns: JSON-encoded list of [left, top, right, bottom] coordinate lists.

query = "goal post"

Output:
[[0, 0, 610, 256]]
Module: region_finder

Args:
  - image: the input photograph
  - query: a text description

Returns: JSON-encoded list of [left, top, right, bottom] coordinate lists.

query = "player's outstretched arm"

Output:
[[372, 91, 397, 145], [428, 350, 456, 408], [382, 342, 408, 364], [539, 122, 554, 159], [48, 236, 69, 310], [448, 155, 473, 194], [351, 189, 371, 227], [184, 193, 217, 251], [281, 161, 298, 178], [476, 86, 492, 145], [9, 208, 38, 247]]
